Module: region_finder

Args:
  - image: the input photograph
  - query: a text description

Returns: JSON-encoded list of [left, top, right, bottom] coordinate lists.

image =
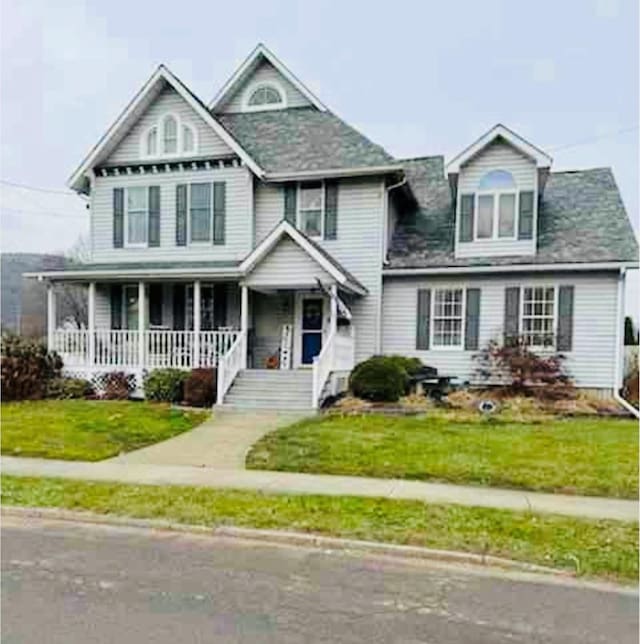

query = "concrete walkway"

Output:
[[2, 456, 637, 522], [108, 409, 306, 469]]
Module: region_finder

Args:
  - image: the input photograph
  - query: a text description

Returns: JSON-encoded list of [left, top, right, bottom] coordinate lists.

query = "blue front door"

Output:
[[301, 298, 323, 365]]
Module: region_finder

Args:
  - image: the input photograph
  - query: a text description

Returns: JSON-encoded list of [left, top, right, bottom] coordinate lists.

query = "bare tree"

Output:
[[57, 235, 91, 329]]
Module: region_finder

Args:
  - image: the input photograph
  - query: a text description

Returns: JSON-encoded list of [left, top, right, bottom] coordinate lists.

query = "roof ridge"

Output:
[[550, 166, 612, 175], [397, 155, 444, 163]]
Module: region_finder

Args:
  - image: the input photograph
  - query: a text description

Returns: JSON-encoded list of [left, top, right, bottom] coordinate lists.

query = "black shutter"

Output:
[[113, 188, 124, 248], [149, 284, 163, 327], [416, 289, 431, 350], [557, 285, 574, 351], [176, 184, 187, 246], [324, 181, 338, 240], [110, 284, 123, 330], [148, 186, 161, 247], [213, 284, 228, 329], [213, 182, 226, 245], [504, 287, 520, 346], [172, 284, 185, 331], [459, 194, 475, 242], [284, 183, 297, 225], [464, 288, 481, 350], [518, 191, 534, 240]]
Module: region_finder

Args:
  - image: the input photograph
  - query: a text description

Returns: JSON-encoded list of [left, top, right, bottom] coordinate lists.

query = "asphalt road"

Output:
[[2, 516, 637, 644]]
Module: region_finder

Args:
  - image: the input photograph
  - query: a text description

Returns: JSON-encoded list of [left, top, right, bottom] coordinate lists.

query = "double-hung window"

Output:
[[475, 170, 518, 240], [432, 288, 465, 348], [298, 182, 323, 238], [126, 187, 148, 246], [189, 183, 212, 243], [521, 286, 556, 349]]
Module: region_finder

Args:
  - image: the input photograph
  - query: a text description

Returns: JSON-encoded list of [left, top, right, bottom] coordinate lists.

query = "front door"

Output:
[[300, 297, 324, 365]]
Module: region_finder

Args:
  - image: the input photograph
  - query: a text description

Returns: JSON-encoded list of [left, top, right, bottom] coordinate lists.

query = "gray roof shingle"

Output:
[[217, 108, 394, 173], [388, 160, 638, 268]]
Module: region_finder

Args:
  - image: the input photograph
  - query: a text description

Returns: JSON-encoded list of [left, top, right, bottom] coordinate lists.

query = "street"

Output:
[[2, 515, 637, 643]]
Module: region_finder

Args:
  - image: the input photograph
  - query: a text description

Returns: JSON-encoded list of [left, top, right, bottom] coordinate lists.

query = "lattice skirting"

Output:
[[62, 366, 146, 398]]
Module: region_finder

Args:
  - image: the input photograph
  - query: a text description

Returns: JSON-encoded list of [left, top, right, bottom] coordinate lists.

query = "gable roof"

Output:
[[387, 162, 639, 270], [240, 220, 367, 294], [218, 108, 397, 176], [68, 65, 265, 192], [446, 124, 553, 174], [210, 43, 327, 113]]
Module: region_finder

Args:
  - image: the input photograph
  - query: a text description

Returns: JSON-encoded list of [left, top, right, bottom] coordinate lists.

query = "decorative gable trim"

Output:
[[68, 65, 265, 193], [446, 124, 552, 175], [239, 220, 367, 295], [209, 43, 327, 113]]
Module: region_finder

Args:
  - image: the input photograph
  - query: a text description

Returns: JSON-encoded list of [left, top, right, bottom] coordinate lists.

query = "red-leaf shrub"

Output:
[[101, 372, 136, 400], [474, 336, 574, 400], [184, 368, 216, 407]]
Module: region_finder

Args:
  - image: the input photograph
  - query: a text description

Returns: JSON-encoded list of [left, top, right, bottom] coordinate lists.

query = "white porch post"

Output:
[[46, 283, 56, 352], [138, 281, 145, 370], [241, 284, 249, 368], [193, 280, 201, 367], [329, 284, 338, 335], [88, 282, 96, 367]]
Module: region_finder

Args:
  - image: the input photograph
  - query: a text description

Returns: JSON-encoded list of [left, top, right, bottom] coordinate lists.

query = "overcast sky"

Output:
[[1, 0, 638, 313]]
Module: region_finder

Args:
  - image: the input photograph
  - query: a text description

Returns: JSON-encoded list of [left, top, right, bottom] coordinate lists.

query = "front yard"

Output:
[[246, 412, 638, 499], [1, 400, 208, 461]]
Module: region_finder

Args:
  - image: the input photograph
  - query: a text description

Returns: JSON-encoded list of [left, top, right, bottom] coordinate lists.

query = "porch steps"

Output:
[[222, 369, 313, 411]]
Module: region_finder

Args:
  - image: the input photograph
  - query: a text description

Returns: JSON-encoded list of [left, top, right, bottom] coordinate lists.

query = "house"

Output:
[[27, 44, 639, 410]]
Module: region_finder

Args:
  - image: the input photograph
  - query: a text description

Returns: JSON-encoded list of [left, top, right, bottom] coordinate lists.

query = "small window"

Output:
[[299, 182, 323, 238], [498, 193, 516, 237], [146, 127, 157, 156], [432, 289, 464, 348], [472, 169, 518, 241], [163, 115, 178, 154], [248, 84, 283, 107], [183, 124, 194, 152], [521, 286, 556, 348], [126, 187, 148, 246], [190, 183, 212, 243], [477, 195, 494, 239]]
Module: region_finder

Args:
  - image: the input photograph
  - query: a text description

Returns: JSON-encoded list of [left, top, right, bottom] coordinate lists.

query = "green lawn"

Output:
[[2, 475, 636, 583], [246, 413, 639, 499], [1, 400, 208, 461]]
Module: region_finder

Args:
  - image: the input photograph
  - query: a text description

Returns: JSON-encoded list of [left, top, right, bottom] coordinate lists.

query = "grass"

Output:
[[1, 400, 208, 461], [2, 474, 637, 583], [246, 412, 638, 499]]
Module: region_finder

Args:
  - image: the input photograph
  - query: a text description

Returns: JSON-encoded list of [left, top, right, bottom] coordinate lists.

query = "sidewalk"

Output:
[[2, 456, 637, 522]]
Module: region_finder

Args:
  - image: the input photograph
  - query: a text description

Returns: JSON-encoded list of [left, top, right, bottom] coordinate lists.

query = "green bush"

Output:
[[184, 368, 216, 407], [1, 333, 63, 401], [350, 355, 423, 396], [349, 356, 406, 402], [144, 369, 188, 403], [47, 377, 93, 399]]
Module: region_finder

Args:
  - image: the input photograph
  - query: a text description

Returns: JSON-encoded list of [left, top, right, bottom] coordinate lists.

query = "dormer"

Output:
[[446, 125, 552, 258]]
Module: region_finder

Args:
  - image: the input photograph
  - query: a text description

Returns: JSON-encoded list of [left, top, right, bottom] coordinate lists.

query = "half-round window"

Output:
[[146, 127, 157, 156], [247, 84, 283, 107], [163, 115, 178, 154], [478, 169, 516, 191]]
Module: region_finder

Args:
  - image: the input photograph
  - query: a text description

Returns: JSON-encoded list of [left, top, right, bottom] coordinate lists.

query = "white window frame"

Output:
[[186, 182, 214, 246], [124, 186, 149, 248], [139, 113, 199, 159], [297, 181, 325, 240], [519, 285, 558, 351], [242, 80, 288, 112], [474, 190, 519, 241], [430, 287, 466, 350]]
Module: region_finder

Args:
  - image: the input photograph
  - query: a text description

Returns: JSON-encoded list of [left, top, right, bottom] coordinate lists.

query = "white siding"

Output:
[[245, 237, 332, 288], [456, 140, 537, 258], [254, 182, 282, 244], [95, 285, 111, 329], [90, 166, 252, 263], [218, 59, 311, 113], [107, 86, 232, 164], [382, 272, 619, 389]]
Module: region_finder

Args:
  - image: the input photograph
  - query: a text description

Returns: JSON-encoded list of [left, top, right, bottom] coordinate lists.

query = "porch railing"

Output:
[[311, 327, 356, 409], [53, 329, 239, 371], [217, 330, 246, 404]]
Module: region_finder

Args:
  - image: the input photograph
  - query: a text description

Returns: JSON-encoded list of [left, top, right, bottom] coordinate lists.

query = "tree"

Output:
[[624, 316, 639, 346], [57, 235, 91, 329]]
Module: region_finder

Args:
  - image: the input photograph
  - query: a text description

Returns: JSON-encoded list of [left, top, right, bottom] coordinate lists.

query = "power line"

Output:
[[548, 126, 638, 152], [1, 206, 86, 219], [0, 179, 77, 196]]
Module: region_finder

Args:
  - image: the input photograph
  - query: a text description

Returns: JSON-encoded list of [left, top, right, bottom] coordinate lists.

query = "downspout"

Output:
[[613, 267, 639, 418], [376, 177, 407, 353]]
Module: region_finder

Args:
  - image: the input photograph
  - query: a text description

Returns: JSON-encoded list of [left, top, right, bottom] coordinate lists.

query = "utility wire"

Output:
[[1, 206, 85, 219], [0, 179, 76, 196], [548, 126, 638, 152]]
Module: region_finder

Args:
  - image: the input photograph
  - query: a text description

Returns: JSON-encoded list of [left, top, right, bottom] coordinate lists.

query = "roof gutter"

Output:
[[264, 164, 403, 182], [25, 267, 243, 281], [613, 267, 640, 418], [383, 261, 639, 277]]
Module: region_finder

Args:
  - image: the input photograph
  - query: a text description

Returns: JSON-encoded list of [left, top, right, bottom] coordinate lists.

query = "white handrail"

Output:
[[217, 329, 246, 404], [312, 328, 336, 409]]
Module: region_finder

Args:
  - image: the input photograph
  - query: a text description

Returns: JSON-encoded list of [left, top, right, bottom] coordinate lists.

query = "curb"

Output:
[[2, 504, 568, 577]]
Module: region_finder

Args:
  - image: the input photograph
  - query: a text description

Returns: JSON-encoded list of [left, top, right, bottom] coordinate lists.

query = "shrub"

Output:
[[144, 368, 188, 403], [47, 377, 93, 399], [349, 356, 406, 402], [184, 368, 216, 407], [101, 372, 136, 400], [350, 355, 423, 396], [474, 337, 574, 400], [1, 333, 63, 401]]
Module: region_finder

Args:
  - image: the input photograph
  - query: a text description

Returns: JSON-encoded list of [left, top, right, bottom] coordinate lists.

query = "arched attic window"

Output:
[[146, 127, 158, 156], [475, 169, 518, 240], [478, 169, 515, 191], [244, 82, 286, 111], [182, 123, 195, 153], [163, 115, 178, 154], [140, 114, 198, 158]]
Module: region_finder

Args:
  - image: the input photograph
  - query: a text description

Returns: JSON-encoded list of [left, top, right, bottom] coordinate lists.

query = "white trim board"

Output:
[[68, 65, 265, 193]]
